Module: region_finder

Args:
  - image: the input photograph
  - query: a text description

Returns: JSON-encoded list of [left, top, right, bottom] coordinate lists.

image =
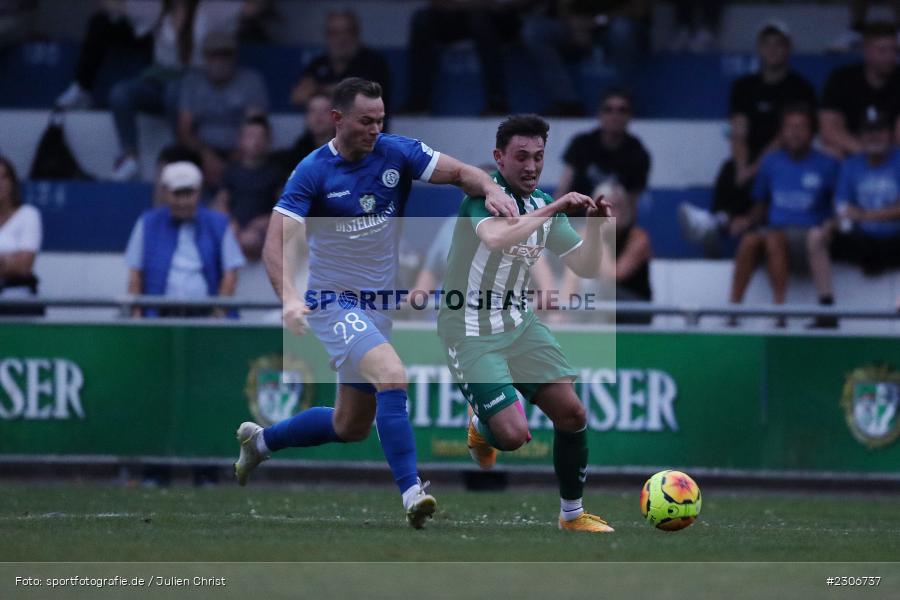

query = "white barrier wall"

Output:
[[34, 253, 900, 332]]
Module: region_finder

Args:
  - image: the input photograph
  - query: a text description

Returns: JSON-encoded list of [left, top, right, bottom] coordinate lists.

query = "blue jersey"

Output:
[[753, 149, 839, 228], [275, 133, 441, 293], [834, 148, 900, 239]]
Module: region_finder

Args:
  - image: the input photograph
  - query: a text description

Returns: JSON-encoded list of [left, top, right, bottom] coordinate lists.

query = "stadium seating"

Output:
[[3, 0, 897, 327], [0, 40, 857, 117]]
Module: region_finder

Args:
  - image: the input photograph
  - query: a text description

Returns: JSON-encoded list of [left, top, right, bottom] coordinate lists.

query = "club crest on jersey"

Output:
[[359, 193, 376, 213], [382, 168, 400, 188]]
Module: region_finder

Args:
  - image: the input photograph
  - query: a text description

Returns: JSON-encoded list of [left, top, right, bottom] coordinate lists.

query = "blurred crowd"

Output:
[[0, 0, 899, 327]]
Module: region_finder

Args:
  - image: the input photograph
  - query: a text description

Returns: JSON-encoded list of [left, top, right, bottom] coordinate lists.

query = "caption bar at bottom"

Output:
[[15, 576, 227, 589]]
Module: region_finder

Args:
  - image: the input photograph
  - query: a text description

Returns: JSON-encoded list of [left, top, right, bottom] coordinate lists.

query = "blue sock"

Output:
[[375, 389, 419, 493], [262, 407, 343, 452]]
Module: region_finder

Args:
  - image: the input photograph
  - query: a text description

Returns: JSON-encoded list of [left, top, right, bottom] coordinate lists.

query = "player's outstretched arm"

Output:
[[263, 213, 309, 335], [561, 196, 612, 278], [478, 192, 594, 250], [426, 153, 518, 217]]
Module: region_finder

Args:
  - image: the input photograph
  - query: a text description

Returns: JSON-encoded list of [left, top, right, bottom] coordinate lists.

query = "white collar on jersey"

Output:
[[327, 139, 338, 156]]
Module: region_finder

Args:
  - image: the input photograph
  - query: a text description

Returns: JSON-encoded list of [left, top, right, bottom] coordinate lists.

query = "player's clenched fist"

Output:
[[484, 184, 519, 218], [283, 300, 310, 335], [587, 194, 612, 218], [555, 192, 594, 212]]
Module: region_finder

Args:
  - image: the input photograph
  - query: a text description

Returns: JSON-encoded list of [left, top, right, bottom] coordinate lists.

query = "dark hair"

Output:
[[495, 114, 550, 150], [0, 155, 22, 208], [332, 77, 382, 112], [156, 144, 202, 170], [244, 114, 271, 135], [160, 0, 200, 67], [780, 102, 818, 132], [862, 21, 898, 40], [600, 86, 634, 109]]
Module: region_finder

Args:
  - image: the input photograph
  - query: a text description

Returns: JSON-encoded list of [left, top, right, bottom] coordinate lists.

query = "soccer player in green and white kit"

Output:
[[437, 114, 614, 533]]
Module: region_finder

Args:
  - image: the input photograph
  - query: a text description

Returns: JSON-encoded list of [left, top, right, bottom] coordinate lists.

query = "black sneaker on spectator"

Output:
[[807, 316, 838, 329], [112, 156, 140, 181], [677, 202, 718, 244], [55, 82, 92, 110]]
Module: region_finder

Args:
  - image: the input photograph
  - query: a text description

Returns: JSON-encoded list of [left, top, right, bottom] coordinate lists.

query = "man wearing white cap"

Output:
[[124, 161, 245, 317]]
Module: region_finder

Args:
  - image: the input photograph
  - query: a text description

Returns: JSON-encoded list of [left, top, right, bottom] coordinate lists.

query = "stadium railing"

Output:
[[1, 297, 898, 327]]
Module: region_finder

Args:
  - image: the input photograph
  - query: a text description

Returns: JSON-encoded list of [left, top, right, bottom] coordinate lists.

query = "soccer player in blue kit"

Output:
[[232, 77, 517, 529]]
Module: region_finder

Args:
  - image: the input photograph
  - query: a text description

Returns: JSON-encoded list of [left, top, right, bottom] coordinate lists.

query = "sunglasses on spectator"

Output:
[[602, 104, 631, 114]]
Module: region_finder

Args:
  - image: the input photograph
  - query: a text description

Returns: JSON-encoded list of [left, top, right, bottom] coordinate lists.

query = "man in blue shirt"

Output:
[[125, 161, 245, 318], [233, 77, 517, 529], [728, 104, 840, 326], [829, 109, 900, 275]]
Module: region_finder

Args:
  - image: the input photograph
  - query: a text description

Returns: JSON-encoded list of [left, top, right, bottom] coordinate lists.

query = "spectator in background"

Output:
[[0, 156, 43, 316], [668, 0, 721, 53], [728, 105, 840, 327], [679, 20, 816, 256], [109, 0, 214, 181], [277, 92, 334, 179], [125, 161, 244, 318], [403, 0, 525, 115], [820, 21, 900, 158], [215, 116, 282, 261], [561, 181, 652, 324], [829, 0, 900, 52], [826, 108, 900, 276], [153, 143, 202, 206], [177, 31, 268, 188], [290, 11, 390, 111], [554, 88, 650, 208], [522, 0, 651, 116], [56, 0, 153, 110]]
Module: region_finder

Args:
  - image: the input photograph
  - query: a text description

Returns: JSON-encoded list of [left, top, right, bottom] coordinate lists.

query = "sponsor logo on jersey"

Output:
[[359, 193, 376, 213], [336, 200, 397, 238], [381, 168, 400, 188], [504, 244, 544, 263], [842, 364, 900, 449], [327, 190, 351, 199]]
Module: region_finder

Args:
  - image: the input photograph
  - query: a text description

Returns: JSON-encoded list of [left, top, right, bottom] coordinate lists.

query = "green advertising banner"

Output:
[[1, 322, 899, 474]]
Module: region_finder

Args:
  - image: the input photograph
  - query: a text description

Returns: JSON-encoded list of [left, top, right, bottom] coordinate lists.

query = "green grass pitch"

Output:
[[3, 481, 900, 563]]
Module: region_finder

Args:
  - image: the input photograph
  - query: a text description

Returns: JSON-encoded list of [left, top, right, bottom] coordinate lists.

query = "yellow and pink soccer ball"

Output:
[[640, 470, 702, 531]]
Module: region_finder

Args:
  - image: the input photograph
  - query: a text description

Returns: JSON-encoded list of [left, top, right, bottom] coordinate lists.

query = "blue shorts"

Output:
[[306, 306, 393, 394]]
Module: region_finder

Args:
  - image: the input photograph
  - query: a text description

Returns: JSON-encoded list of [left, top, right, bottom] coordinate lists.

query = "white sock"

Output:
[[401, 482, 420, 509], [560, 497, 584, 521], [255, 430, 270, 456]]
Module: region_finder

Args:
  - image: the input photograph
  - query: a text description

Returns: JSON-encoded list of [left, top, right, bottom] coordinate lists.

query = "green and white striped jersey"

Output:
[[437, 172, 582, 343]]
